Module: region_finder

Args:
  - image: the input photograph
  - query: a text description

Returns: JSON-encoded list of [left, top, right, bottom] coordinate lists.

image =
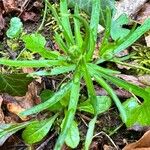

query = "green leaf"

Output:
[[6, 17, 23, 39], [87, 64, 127, 123], [85, 116, 97, 150], [20, 81, 72, 116], [65, 121, 80, 148], [78, 96, 111, 115], [125, 102, 150, 127], [111, 14, 130, 40], [74, 5, 83, 49], [22, 33, 59, 59], [0, 122, 30, 146], [54, 32, 69, 54], [90, 0, 100, 40], [123, 97, 139, 113], [60, 0, 74, 44], [0, 74, 32, 96], [29, 65, 76, 77], [89, 63, 149, 100], [54, 71, 81, 149], [112, 18, 150, 55], [86, 0, 100, 60], [68, 0, 92, 14], [40, 89, 63, 111], [0, 59, 66, 68], [94, 75, 127, 123], [22, 114, 58, 144], [123, 97, 150, 127], [68, 0, 115, 16], [82, 63, 99, 115], [40, 89, 54, 102]]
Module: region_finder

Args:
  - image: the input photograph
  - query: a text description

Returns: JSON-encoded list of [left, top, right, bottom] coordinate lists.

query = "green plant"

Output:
[[1, 0, 150, 149]]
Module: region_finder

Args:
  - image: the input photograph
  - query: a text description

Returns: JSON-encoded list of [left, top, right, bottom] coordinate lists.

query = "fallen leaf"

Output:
[[22, 68, 34, 73], [2, 81, 42, 120], [21, 12, 39, 22], [115, 0, 147, 19], [90, 141, 99, 150], [123, 130, 150, 150], [16, 81, 42, 109], [0, 7, 5, 30], [117, 74, 145, 87], [138, 75, 150, 86], [103, 145, 114, 150], [0, 96, 4, 123], [95, 87, 132, 99], [136, 3, 150, 24], [2, 0, 20, 13], [145, 34, 150, 47], [33, 1, 43, 9], [7, 102, 27, 121], [0, 73, 33, 96], [2, 94, 28, 121]]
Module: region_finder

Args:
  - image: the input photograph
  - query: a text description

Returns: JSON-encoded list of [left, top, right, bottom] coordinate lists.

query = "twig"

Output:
[[93, 131, 118, 150], [36, 131, 57, 150], [109, 123, 124, 136], [19, 0, 31, 16]]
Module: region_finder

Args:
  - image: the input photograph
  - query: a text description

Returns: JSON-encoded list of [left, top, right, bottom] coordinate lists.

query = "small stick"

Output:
[[93, 131, 118, 150], [36, 131, 57, 150]]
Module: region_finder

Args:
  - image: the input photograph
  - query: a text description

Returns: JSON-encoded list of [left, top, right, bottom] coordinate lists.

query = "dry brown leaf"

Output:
[[15, 82, 41, 110], [115, 0, 147, 19], [21, 11, 39, 22], [136, 3, 150, 24], [145, 34, 150, 47], [117, 74, 145, 87], [96, 86, 132, 98], [103, 145, 115, 150], [123, 130, 150, 150], [138, 75, 150, 86], [2, 81, 42, 121], [22, 67, 34, 73], [0, 96, 5, 123], [33, 0, 43, 9], [2, 0, 20, 13], [7, 102, 28, 121], [90, 141, 99, 150], [0, 6, 5, 30]]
